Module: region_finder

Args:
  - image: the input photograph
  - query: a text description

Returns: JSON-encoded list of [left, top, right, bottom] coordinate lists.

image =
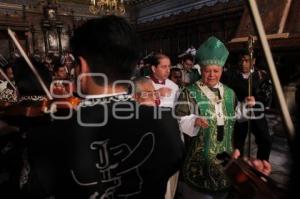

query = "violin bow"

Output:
[[0, 67, 17, 91], [0, 54, 8, 66], [246, 0, 294, 141], [7, 28, 53, 100]]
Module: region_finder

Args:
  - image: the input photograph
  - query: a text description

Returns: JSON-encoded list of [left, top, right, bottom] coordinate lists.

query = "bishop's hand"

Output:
[[194, 117, 209, 128]]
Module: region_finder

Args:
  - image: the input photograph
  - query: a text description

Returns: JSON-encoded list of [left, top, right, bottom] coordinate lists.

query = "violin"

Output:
[[53, 96, 81, 109], [50, 81, 81, 110], [3, 29, 83, 118], [2, 99, 48, 117], [217, 152, 281, 199], [1, 95, 81, 118]]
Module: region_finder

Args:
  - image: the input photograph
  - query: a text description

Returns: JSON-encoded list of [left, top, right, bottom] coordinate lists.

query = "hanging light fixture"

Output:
[[89, 0, 126, 15]]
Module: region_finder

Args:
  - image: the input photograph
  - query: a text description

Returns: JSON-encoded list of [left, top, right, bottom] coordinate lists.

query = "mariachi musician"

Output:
[[0, 29, 80, 197], [0, 56, 53, 197]]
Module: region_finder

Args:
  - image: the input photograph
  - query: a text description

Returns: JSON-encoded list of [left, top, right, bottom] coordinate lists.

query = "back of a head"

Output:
[[133, 77, 153, 93], [70, 15, 140, 85]]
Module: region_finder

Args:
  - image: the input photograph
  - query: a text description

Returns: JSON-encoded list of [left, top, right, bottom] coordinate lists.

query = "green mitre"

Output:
[[196, 36, 229, 67]]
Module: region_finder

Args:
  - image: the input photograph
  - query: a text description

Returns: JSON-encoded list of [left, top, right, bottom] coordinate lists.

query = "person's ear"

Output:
[[151, 65, 156, 73], [253, 58, 256, 65], [79, 56, 90, 74], [78, 56, 90, 94]]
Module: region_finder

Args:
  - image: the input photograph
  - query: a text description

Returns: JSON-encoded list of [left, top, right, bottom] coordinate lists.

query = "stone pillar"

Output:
[[42, 28, 48, 55], [57, 26, 63, 56]]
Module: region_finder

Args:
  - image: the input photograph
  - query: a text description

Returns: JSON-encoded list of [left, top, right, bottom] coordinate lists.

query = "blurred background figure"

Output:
[[169, 67, 183, 88], [178, 54, 200, 86], [51, 62, 70, 96]]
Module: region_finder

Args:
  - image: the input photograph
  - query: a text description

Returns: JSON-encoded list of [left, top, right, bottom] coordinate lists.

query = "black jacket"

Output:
[[222, 69, 272, 108], [23, 99, 184, 199]]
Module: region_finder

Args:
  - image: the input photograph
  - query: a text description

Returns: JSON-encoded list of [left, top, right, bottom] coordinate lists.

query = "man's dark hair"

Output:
[[170, 67, 181, 74], [181, 54, 194, 62], [148, 53, 169, 67], [169, 67, 181, 78], [53, 61, 64, 73], [240, 49, 258, 59], [70, 15, 140, 85]]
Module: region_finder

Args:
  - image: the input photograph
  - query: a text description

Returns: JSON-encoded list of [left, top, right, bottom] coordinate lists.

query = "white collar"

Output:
[[212, 82, 221, 89], [197, 81, 224, 104], [242, 69, 255, 79]]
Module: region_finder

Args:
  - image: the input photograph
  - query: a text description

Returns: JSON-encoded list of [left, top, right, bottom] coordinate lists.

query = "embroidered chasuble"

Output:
[[176, 82, 236, 192]]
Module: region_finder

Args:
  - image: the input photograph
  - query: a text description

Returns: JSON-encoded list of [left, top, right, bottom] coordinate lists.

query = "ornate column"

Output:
[[25, 30, 32, 55], [30, 25, 37, 52], [57, 24, 63, 56], [42, 27, 48, 55], [41, 0, 63, 56]]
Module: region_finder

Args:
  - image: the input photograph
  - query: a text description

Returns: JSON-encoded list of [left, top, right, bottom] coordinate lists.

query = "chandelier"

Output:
[[89, 0, 126, 15]]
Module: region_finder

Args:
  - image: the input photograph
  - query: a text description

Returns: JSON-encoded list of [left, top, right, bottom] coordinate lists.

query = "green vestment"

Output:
[[176, 82, 236, 193]]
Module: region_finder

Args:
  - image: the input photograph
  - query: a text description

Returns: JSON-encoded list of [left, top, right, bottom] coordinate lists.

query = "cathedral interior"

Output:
[[0, 0, 299, 198]]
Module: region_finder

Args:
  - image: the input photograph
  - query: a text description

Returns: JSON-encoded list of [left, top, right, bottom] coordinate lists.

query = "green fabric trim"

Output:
[[182, 83, 235, 192], [200, 59, 225, 67]]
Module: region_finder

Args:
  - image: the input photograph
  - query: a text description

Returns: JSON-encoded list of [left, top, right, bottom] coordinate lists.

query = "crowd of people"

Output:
[[0, 15, 294, 199]]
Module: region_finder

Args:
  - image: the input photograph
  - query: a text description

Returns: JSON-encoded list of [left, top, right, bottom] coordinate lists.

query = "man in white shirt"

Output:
[[149, 53, 179, 108]]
